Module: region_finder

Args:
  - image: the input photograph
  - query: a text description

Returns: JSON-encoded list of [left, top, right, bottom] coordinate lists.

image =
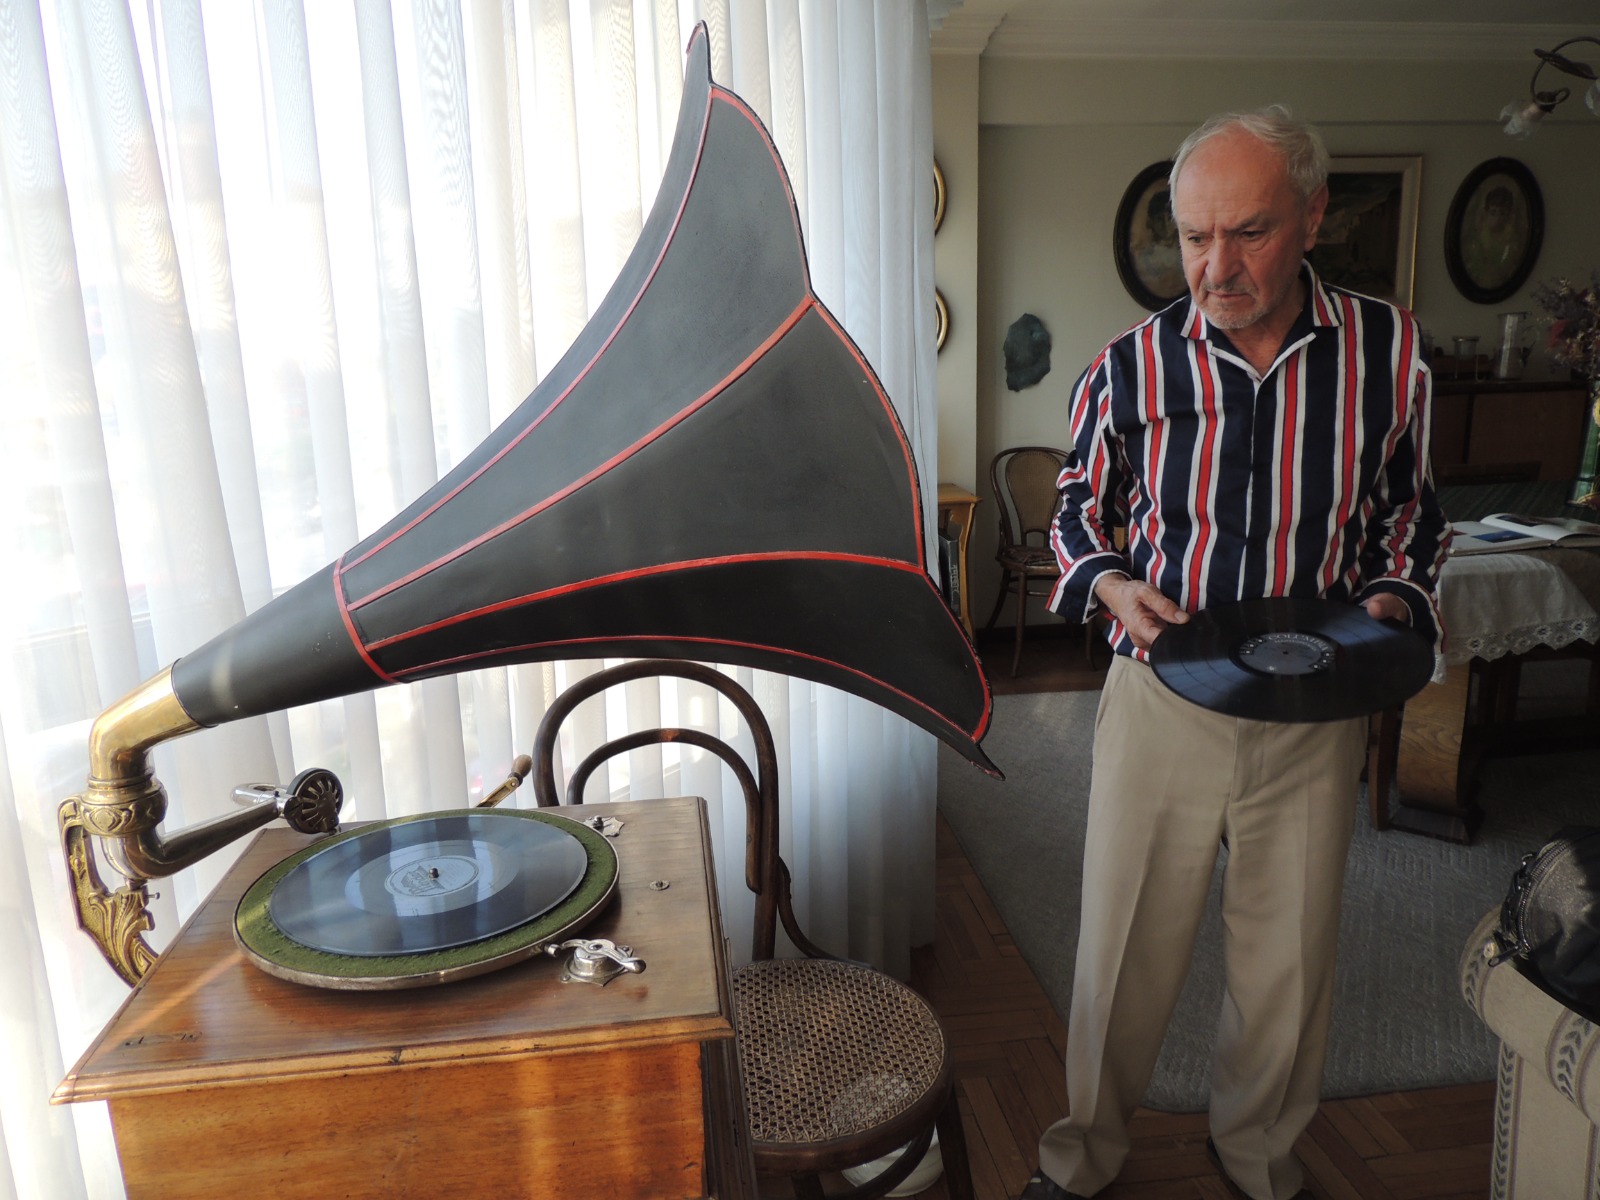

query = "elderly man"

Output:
[[1019, 109, 1447, 1200]]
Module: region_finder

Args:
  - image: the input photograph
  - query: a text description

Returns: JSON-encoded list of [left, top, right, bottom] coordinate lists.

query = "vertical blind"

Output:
[[0, 1, 945, 1195]]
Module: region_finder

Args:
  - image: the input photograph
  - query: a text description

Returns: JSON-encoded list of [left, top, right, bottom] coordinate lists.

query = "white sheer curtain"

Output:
[[0, 1, 943, 1196]]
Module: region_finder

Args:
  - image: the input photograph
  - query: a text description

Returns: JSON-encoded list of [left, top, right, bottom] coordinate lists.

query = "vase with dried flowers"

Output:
[[1532, 272, 1600, 506]]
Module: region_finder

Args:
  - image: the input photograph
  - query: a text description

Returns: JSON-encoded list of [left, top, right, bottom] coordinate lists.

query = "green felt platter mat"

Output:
[[235, 808, 618, 990]]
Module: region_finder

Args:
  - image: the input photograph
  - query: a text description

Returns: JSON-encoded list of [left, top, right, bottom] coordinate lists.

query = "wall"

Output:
[[948, 53, 1600, 628], [932, 54, 982, 492]]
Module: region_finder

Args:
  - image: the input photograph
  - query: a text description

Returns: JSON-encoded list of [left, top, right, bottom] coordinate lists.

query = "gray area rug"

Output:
[[938, 686, 1600, 1112]]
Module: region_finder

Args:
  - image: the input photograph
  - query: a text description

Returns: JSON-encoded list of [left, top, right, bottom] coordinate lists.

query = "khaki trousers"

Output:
[[1038, 656, 1367, 1200]]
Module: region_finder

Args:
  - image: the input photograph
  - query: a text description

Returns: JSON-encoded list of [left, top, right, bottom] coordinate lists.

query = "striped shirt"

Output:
[[1047, 263, 1449, 661]]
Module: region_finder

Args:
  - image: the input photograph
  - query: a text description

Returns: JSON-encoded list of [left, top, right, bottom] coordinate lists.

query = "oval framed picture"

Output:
[[934, 288, 949, 352], [1113, 160, 1186, 312], [1444, 157, 1544, 305], [933, 159, 947, 234]]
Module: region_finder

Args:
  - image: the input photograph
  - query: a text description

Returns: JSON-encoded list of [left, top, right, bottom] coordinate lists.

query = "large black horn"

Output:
[[171, 25, 992, 765], [62, 22, 998, 986]]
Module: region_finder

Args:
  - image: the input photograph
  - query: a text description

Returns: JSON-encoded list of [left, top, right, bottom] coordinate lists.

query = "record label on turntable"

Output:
[[381, 852, 483, 901]]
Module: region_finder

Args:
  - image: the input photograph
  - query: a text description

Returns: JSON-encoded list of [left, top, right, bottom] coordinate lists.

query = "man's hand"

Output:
[[1361, 592, 1411, 624], [1093, 573, 1189, 650]]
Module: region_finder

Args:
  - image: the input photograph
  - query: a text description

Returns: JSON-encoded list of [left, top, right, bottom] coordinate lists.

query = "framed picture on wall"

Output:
[[1443, 157, 1544, 305], [1112, 160, 1186, 312], [1307, 156, 1421, 310]]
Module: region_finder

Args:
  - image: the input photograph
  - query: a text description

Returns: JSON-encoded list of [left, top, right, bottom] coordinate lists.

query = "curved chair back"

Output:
[[991, 445, 1068, 551], [531, 659, 818, 961]]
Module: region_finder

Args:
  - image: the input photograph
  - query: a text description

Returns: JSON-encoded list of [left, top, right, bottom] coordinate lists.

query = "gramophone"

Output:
[[58, 24, 995, 988]]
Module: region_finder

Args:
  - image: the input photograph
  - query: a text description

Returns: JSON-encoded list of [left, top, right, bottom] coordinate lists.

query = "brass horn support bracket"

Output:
[[59, 796, 159, 986]]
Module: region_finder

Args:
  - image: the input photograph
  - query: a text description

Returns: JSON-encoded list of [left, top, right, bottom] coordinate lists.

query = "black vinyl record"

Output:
[[1149, 597, 1433, 723], [268, 811, 590, 956]]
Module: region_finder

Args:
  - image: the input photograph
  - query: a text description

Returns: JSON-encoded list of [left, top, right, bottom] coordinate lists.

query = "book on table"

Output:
[[1449, 512, 1600, 555]]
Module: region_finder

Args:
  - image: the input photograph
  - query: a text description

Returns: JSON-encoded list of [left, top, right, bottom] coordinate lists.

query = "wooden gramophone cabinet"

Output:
[[54, 797, 756, 1200]]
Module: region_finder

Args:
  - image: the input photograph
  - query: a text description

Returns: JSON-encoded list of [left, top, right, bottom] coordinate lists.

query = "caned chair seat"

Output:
[[998, 545, 1058, 572], [731, 957, 951, 1171]]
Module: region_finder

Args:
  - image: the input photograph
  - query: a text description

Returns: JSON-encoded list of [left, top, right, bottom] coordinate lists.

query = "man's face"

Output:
[[1171, 129, 1327, 333]]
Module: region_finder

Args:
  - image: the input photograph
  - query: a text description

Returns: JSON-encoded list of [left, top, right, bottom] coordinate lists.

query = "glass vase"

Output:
[[1572, 378, 1600, 507]]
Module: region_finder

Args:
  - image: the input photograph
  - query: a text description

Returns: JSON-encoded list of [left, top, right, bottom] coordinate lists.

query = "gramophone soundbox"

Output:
[[54, 798, 757, 1200]]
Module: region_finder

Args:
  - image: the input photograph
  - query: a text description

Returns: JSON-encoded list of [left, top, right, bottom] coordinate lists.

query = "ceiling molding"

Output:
[[930, 12, 1005, 56], [977, 19, 1589, 61]]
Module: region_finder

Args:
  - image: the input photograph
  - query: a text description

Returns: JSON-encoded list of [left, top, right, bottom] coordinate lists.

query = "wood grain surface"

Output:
[[58, 797, 748, 1199]]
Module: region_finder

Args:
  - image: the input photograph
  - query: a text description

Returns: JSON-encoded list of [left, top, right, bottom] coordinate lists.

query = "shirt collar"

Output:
[[1178, 260, 1343, 344]]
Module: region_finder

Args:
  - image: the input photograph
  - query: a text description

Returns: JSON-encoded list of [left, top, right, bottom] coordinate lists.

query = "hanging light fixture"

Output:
[[1502, 36, 1600, 136]]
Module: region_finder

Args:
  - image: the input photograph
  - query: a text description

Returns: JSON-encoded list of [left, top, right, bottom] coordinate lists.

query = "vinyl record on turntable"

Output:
[[235, 808, 618, 990], [1148, 596, 1434, 723]]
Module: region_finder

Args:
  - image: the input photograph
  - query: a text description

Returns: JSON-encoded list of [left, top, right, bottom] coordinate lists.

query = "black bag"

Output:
[[1491, 825, 1600, 1018]]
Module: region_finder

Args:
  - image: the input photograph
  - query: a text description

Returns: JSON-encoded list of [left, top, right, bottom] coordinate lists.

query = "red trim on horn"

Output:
[[390, 633, 991, 744], [361, 550, 929, 652], [333, 553, 400, 684], [712, 85, 812, 295], [715, 82, 929, 574], [345, 296, 817, 611], [808, 302, 929, 571], [340, 78, 718, 577]]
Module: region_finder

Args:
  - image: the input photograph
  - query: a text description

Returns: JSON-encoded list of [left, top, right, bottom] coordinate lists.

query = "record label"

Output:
[[269, 811, 589, 957], [1149, 596, 1433, 723], [1235, 631, 1334, 676]]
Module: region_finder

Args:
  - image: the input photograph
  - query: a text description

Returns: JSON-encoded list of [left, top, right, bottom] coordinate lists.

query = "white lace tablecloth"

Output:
[[1438, 550, 1600, 673]]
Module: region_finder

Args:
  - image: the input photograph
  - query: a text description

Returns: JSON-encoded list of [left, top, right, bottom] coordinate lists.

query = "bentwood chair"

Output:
[[532, 660, 974, 1200], [983, 446, 1077, 675]]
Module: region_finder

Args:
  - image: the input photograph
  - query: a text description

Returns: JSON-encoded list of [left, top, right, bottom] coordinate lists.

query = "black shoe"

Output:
[[1204, 1138, 1312, 1200], [1017, 1171, 1092, 1200]]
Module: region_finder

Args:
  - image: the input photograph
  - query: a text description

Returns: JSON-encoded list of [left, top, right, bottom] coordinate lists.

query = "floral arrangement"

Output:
[[1532, 272, 1600, 382]]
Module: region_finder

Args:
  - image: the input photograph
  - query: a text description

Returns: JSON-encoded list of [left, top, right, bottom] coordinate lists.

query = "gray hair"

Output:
[[1168, 106, 1329, 201]]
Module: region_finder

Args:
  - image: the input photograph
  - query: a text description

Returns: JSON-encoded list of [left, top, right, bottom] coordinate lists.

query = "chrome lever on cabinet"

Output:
[[545, 938, 646, 985]]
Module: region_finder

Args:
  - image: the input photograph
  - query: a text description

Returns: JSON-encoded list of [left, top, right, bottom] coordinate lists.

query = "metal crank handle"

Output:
[[477, 755, 534, 808]]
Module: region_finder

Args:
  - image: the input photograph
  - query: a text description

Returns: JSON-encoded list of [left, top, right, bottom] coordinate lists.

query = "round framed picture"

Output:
[[1444, 157, 1544, 305], [1113, 160, 1186, 312]]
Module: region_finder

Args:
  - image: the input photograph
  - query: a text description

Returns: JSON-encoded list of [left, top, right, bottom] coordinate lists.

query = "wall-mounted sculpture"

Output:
[[1004, 313, 1052, 391]]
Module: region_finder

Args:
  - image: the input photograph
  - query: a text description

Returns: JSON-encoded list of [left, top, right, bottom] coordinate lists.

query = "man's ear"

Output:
[[1303, 184, 1330, 250]]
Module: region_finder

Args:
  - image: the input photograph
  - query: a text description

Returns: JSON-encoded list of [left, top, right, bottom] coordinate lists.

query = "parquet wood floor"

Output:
[[904, 814, 1496, 1200]]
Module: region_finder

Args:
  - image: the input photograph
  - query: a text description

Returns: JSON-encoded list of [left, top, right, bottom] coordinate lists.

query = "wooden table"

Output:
[[1385, 482, 1600, 842], [937, 483, 981, 639], [55, 797, 757, 1200]]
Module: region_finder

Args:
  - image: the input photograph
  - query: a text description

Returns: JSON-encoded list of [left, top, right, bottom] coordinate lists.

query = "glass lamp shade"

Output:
[[1501, 99, 1550, 136]]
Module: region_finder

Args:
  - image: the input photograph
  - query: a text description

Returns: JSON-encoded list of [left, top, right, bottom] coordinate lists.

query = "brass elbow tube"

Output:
[[61, 668, 293, 983], [76, 668, 198, 879]]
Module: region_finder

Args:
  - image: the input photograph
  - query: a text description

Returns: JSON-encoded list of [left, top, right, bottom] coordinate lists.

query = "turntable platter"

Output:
[[268, 811, 589, 956], [235, 808, 617, 990]]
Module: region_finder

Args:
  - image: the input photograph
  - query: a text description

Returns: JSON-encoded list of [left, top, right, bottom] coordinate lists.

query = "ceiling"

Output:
[[931, 0, 1599, 59]]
